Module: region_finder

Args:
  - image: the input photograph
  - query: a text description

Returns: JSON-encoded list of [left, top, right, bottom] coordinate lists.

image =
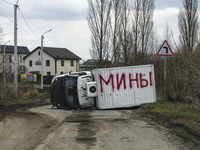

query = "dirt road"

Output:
[[0, 102, 198, 150]]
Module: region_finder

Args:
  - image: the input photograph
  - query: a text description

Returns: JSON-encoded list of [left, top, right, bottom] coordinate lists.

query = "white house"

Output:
[[24, 46, 81, 76], [0, 45, 30, 74]]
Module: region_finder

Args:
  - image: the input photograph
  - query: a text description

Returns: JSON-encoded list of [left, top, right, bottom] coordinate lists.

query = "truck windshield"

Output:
[[64, 76, 79, 107]]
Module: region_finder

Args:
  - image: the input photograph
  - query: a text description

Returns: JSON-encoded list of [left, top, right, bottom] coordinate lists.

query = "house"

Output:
[[0, 45, 30, 74], [24, 46, 81, 76], [79, 59, 97, 71]]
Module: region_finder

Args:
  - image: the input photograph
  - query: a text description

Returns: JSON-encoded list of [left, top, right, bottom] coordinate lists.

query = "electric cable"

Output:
[[2, 0, 13, 6], [18, 7, 39, 38], [21, 39, 40, 46]]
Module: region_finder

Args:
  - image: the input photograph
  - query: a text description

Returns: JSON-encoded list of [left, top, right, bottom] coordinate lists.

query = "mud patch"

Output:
[[0, 110, 58, 150], [64, 111, 98, 147]]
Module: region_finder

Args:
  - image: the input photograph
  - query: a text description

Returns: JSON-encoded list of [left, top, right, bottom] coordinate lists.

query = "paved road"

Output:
[[0, 104, 192, 150], [31, 105, 189, 150]]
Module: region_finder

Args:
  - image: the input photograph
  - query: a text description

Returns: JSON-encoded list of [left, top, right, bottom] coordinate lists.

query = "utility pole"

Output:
[[41, 35, 44, 90], [41, 29, 52, 89], [14, 2, 18, 99]]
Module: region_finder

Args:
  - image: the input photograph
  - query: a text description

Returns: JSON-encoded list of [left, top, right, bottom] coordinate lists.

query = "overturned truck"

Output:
[[50, 64, 156, 109]]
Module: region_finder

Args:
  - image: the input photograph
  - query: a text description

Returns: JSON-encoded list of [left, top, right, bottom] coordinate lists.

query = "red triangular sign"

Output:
[[156, 40, 174, 56]]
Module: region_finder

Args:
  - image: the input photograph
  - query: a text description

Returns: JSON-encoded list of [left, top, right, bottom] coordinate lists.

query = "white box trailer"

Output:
[[91, 64, 156, 109], [50, 65, 156, 109]]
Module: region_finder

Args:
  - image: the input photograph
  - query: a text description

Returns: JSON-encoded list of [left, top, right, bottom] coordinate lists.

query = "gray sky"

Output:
[[0, 0, 200, 60]]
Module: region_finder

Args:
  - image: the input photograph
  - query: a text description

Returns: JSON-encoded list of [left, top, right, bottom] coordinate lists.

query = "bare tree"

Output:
[[132, 0, 142, 65], [87, 0, 112, 68], [178, 0, 199, 52], [131, 0, 155, 65], [163, 23, 175, 51], [119, 0, 132, 66], [110, 0, 122, 66], [139, 0, 154, 62]]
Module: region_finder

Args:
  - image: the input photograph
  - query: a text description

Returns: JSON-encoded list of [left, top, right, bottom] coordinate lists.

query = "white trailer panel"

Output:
[[93, 65, 156, 109]]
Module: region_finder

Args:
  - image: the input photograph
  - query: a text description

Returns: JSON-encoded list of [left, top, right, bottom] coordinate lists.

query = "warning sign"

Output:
[[156, 40, 174, 56]]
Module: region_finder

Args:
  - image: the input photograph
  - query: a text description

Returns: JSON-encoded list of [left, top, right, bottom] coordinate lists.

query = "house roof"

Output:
[[0, 45, 30, 54], [80, 59, 97, 68], [82, 59, 96, 66], [43, 47, 81, 60], [24, 46, 81, 60]]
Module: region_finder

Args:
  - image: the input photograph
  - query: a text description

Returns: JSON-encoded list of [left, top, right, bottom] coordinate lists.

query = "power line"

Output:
[[0, 12, 33, 36], [21, 39, 40, 45], [18, 29, 25, 38], [18, 7, 39, 38], [0, 11, 14, 23], [1, 1, 39, 39], [0, 10, 40, 40], [2, 0, 13, 6]]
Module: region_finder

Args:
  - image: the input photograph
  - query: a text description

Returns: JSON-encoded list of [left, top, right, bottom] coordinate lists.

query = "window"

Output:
[[47, 72, 51, 76], [38, 51, 40, 56], [29, 60, 32, 67], [71, 60, 74, 67], [46, 60, 50, 66], [20, 55, 24, 64], [61, 60, 64, 66]]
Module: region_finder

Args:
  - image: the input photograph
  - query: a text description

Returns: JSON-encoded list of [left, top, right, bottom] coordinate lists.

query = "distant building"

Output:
[[24, 46, 81, 76], [79, 59, 97, 71], [0, 45, 30, 74]]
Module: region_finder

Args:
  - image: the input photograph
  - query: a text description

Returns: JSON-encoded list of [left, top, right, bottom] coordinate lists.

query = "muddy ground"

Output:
[[0, 95, 200, 150]]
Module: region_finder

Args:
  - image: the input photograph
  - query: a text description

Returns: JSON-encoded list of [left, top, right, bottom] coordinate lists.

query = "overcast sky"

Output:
[[0, 0, 200, 60]]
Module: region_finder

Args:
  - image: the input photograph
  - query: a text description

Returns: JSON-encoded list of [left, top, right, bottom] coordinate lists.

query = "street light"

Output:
[[41, 29, 52, 90], [3, 40, 10, 85]]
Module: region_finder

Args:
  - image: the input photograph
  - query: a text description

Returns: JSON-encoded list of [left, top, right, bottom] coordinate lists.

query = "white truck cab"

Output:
[[50, 71, 96, 109]]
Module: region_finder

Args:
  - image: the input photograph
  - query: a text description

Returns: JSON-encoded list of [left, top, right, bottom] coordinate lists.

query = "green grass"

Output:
[[0, 98, 41, 106], [142, 99, 200, 137], [0, 92, 48, 106]]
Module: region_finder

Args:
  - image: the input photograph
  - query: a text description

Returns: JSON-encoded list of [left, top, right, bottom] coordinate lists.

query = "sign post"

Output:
[[164, 57, 167, 104], [156, 40, 174, 104]]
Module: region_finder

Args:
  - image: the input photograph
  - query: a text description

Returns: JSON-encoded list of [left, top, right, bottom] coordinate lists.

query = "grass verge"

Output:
[[142, 99, 200, 137], [0, 97, 42, 106], [0, 91, 50, 106]]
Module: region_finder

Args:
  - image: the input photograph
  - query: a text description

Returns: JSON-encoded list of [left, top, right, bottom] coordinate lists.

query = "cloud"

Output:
[[19, 0, 88, 21], [154, 7, 180, 39], [155, 1, 181, 9], [1, 0, 199, 60], [0, 0, 89, 21], [16, 19, 92, 60], [0, 0, 92, 60]]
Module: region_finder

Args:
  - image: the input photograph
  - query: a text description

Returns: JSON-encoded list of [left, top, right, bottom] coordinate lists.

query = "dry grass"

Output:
[[21, 86, 39, 98], [0, 83, 45, 106], [0, 83, 40, 99], [142, 100, 200, 137]]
